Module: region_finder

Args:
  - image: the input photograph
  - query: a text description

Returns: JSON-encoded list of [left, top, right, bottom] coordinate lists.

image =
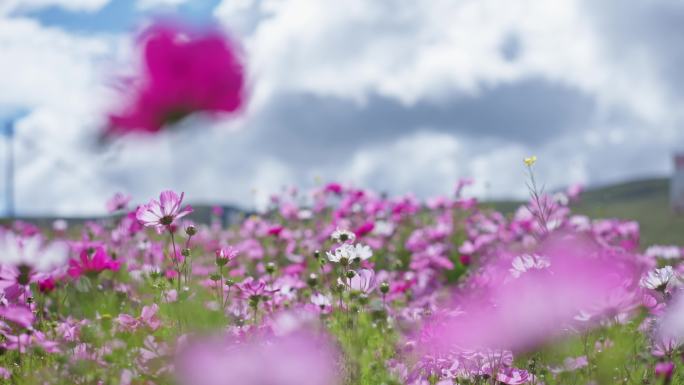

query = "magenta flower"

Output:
[[136, 190, 193, 233], [67, 246, 120, 278], [354, 221, 375, 238], [655, 362, 674, 382], [107, 21, 245, 134]]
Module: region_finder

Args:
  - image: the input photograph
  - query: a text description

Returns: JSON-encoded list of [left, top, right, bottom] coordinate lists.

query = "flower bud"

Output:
[[307, 273, 318, 288], [181, 248, 191, 257], [185, 225, 197, 236], [265, 262, 276, 274], [380, 281, 390, 294], [345, 270, 356, 279], [656, 362, 674, 382]]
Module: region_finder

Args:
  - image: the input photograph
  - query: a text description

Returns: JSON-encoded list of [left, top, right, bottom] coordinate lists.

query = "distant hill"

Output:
[[0, 204, 246, 229], [486, 177, 684, 246], [2, 178, 682, 246]]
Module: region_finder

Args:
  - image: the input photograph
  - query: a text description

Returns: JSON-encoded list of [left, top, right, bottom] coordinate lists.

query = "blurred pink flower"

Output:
[[417, 232, 640, 352], [106, 192, 132, 213], [175, 332, 339, 385], [238, 277, 277, 300], [108, 22, 245, 134], [116, 304, 161, 332], [136, 190, 192, 233], [0, 305, 34, 329], [215, 246, 238, 264], [655, 362, 675, 382]]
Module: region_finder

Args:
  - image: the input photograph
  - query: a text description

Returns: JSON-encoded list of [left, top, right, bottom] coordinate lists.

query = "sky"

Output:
[[0, 0, 683, 215]]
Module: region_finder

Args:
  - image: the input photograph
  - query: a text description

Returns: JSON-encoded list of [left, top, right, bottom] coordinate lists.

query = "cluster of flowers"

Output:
[[0, 182, 682, 385]]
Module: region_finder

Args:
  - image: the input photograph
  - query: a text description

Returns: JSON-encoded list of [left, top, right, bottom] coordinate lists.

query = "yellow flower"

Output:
[[524, 155, 537, 167]]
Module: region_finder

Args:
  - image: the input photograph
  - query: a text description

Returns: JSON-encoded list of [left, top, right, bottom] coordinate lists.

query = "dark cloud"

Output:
[[241, 77, 596, 166]]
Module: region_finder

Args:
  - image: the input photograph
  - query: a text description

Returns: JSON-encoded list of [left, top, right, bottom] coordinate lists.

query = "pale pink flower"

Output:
[[311, 293, 332, 312], [106, 192, 132, 213], [116, 304, 161, 332], [0, 305, 34, 329], [136, 190, 193, 233], [509, 253, 551, 278], [346, 269, 376, 294]]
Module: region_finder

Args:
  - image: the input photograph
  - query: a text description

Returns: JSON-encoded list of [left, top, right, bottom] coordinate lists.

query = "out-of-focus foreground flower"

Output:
[[175, 331, 339, 385], [416, 232, 640, 353], [107, 21, 245, 135]]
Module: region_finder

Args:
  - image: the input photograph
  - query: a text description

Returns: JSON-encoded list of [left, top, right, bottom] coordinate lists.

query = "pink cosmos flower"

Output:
[[67, 246, 120, 278], [107, 21, 245, 134], [136, 190, 193, 233], [3, 331, 60, 353], [238, 277, 277, 300], [215, 247, 238, 264]]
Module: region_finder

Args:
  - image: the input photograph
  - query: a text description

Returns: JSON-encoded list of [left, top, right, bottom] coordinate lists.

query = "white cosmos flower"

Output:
[[0, 231, 69, 272], [645, 246, 682, 261], [330, 228, 355, 243], [640, 266, 678, 291], [326, 243, 373, 263], [372, 221, 394, 237], [510, 254, 551, 278], [311, 293, 332, 308], [353, 244, 373, 261]]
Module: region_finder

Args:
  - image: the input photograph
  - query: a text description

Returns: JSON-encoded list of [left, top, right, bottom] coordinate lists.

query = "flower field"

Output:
[[0, 175, 682, 385]]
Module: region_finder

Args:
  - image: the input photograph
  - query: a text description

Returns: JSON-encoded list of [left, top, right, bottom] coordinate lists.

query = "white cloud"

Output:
[[217, 0, 671, 126], [0, 0, 682, 215], [0, 17, 125, 215]]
